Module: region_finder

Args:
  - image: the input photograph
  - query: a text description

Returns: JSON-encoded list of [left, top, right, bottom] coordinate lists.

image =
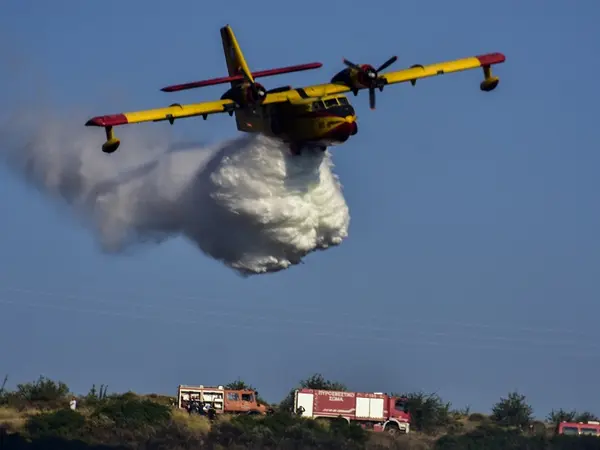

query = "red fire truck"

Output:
[[557, 421, 600, 436], [293, 388, 411, 434]]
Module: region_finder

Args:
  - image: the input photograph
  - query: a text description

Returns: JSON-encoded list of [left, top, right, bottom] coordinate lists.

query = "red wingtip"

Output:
[[475, 52, 506, 66], [85, 114, 128, 127]]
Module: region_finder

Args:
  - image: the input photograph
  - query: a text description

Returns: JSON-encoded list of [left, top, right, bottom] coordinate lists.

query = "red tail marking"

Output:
[[161, 62, 323, 92]]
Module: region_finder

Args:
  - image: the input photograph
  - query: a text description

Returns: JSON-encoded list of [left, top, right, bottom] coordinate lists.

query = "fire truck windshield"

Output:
[[395, 399, 408, 412]]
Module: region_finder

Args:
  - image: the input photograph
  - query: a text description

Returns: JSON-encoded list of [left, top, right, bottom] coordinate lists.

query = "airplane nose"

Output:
[[344, 113, 357, 135]]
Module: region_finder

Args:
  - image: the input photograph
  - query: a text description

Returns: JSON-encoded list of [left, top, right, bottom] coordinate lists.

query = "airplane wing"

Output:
[[85, 94, 295, 154], [85, 99, 237, 128], [297, 52, 505, 99], [379, 53, 505, 86]]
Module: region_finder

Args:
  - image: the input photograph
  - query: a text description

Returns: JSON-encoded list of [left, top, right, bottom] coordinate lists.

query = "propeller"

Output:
[[342, 55, 398, 109], [239, 67, 267, 104]]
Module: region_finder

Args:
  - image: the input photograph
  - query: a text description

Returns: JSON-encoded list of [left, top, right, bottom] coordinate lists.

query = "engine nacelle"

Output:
[[221, 82, 267, 107], [330, 64, 376, 90]]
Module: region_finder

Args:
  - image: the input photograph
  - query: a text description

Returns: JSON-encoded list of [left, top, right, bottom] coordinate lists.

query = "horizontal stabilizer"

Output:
[[161, 62, 322, 92]]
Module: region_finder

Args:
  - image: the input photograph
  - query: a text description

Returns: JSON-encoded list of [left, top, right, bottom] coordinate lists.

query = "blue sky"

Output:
[[1, 0, 599, 419]]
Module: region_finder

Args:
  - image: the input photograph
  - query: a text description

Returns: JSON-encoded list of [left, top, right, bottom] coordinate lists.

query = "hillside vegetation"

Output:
[[0, 373, 599, 449]]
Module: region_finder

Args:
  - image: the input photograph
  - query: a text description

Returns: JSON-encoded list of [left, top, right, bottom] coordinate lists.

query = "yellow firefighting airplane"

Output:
[[86, 25, 505, 155]]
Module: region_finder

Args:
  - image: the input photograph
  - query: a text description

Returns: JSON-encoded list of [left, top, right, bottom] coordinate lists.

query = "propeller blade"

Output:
[[238, 67, 264, 99], [376, 56, 397, 73], [240, 67, 257, 88], [343, 58, 362, 71], [369, 87, 376, 110]]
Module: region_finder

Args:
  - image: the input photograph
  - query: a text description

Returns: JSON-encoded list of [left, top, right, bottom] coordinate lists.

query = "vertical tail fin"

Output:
[[220, 25, 254, 86], [219, 24, 256, 132]]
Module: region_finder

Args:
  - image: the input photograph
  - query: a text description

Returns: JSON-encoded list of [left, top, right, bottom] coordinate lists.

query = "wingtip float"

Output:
[[475, 52, 505, 91], [85, 114, 127, 153], [85, 24, 506, 156]]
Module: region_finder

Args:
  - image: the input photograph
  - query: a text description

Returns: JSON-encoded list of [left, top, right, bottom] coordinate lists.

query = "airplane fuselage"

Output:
[[232, 93, 358, 151]]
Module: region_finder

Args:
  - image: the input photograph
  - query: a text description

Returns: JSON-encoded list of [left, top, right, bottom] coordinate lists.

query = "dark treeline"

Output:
[[0, 373, 598, 450]]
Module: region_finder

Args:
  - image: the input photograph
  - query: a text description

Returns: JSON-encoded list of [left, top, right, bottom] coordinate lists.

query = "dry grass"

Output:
[[0, 407, 28, 432], [458, 415, 488, 433], [170, 408, 212, 435]]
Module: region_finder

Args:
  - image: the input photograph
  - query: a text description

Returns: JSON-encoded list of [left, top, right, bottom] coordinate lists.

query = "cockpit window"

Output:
[[324, 98, 339, 108], [338, 97, 349, 105], [312, 101, 325, 110]]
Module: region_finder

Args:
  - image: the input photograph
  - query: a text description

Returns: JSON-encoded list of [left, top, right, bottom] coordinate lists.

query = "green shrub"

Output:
[[13, 376, 70, 411], [92, 394, 170, 429], [208, 412, 368, 449], [25, 409, 85, 439]]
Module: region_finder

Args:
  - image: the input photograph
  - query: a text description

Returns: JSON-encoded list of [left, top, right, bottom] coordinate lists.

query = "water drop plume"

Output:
[[0, 110, 350, 275]]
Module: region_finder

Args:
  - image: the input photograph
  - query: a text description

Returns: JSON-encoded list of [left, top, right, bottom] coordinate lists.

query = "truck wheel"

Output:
[[385, 423, 399, 435]]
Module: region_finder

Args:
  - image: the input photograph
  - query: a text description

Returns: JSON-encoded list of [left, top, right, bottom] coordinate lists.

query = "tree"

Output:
[[547, 408, 576, 425], [575, 411, 600, 423], [491, 391, 533, 428], [278, 373, 348, 412], [225, 378, 252, 390], [0, 375, 7, 405], [14, 376, 70, 410], [298, 373, 348, 392], [393, 391, 454, 434], [547, 408, 599, 429], [225, 378, 268, 405], [82, 384, 109, 407]]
